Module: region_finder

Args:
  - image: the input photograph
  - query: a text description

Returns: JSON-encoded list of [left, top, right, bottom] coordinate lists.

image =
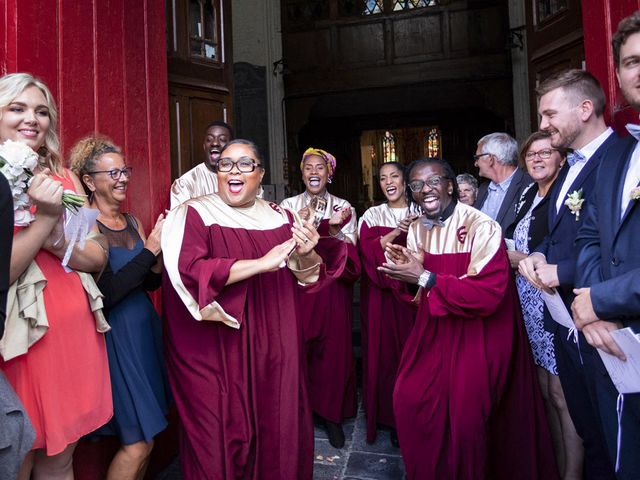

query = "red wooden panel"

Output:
[[95, 0, 127, 150], [122, 0, 153, 225], [58, 0, 96, 157], [0, 0, 58, 96], [582, 0, 640, 130], [145, 0, 172, 218]]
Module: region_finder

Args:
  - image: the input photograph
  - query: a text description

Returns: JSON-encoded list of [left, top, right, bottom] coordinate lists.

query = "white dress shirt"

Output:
[[555, 127, 613, 213]]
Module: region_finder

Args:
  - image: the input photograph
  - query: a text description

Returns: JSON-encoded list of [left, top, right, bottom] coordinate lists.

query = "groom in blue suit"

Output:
[[573, 12, 640, 479], [519, 69, 618, 479]]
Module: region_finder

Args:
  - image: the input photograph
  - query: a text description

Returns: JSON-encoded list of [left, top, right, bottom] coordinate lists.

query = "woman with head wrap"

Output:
[[281, 148, 360, 448]]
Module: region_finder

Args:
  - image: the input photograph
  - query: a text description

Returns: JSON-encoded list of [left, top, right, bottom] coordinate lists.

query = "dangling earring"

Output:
[[328, 178, 332, 184]]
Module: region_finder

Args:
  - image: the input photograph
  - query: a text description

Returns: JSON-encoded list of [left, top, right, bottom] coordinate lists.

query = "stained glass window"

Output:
[[383, 131, 397, 163], [189, 0, 218, 61], [393, 0, 439, 11], [363, 0, 384, 15], [424, 127, 441, 158]]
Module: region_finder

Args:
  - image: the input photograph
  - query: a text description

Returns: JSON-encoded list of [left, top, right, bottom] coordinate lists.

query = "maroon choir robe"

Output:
[[358, 204, 416, 442], [393, 202, 559, 480], [281, 192, 360, 423], [162, 195, 347, 480]]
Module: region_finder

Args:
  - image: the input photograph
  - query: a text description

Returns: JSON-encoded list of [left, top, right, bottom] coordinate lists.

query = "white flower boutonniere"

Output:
[[564, 189, 585, 221], [631, 187, 640, 201]]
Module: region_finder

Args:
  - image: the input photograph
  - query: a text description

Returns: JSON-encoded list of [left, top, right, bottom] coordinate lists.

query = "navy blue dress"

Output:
[[96, 214, 170, 445]]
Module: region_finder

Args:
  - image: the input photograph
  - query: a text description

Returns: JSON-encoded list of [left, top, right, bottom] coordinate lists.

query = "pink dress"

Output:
[[0, 171, 112, 455]]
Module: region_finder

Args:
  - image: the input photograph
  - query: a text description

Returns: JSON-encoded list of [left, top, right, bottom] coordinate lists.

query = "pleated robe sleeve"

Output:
[[163, 204, 246, 329], [358, 220, 407, 291], [408, 219, 509, 319]]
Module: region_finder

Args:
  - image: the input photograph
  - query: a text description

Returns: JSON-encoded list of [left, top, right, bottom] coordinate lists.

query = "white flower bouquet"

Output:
[[0, 140, 85, 226]]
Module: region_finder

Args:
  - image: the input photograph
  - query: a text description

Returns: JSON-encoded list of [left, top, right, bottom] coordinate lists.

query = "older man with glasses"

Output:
[[474, 132, 532, 231]]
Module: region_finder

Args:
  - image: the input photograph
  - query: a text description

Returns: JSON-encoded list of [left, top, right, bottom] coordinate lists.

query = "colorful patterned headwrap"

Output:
[[300, 147, 337, 180]]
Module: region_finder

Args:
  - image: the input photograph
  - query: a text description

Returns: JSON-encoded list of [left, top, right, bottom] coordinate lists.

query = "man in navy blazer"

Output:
[[572, 13, 640, 479], [519, 69, 618, 479], [474, 132, 531, 231]]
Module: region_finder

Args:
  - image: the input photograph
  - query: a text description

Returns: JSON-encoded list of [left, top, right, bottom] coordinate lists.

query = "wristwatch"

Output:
[[417, 270, 432, 288]]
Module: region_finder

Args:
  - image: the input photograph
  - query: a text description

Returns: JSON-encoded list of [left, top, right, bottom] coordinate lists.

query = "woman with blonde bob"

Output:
[[0, 73, 112, 480]]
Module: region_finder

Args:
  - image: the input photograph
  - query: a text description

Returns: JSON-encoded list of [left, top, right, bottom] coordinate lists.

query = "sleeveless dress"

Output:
[[0, 171, 113, 455], [95, 214, 169, 444], [514, 195, 557, 374]]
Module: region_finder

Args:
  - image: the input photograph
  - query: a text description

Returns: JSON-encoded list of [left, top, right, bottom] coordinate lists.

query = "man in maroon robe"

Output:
[[380, 157, 559, 479]]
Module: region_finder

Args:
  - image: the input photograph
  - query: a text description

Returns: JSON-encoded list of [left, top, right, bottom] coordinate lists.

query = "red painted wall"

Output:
[[0, 1, 175, 477], [582, 0, 640, 130], [0, 0, 171, 229]]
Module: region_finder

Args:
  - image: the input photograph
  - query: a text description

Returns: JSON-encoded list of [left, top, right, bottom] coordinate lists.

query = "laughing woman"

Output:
[[281, 148, 361, 448], [358, 162, 417, 446], [162, 140, 347, 479], [71, 136, 170, 480]]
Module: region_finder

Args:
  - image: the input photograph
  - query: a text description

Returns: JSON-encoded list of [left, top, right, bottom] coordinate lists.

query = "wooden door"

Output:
[[166, 0, 233, 179]]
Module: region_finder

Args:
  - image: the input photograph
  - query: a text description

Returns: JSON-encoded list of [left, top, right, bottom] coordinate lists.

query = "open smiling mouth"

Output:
[[386, 186, 397, 195], [422, 194, 439, 209], [228, 179, 244, 194], [209, 148, 220, 160], [308, 176, 322, 187]]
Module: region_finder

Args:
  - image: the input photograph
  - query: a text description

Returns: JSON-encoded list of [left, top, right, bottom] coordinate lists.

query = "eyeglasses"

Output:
[[87, 167, 132, 180], [525, 148, 557, 160], [216, 157, 262, 173], [473, 153, 492, 162], [408, 175, 446, 192]]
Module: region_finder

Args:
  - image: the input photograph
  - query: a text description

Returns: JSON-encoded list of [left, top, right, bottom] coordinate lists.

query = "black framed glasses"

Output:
[[216, 157, 262, 173], [473, 152, 492, 162], [525, 148, 557, 160], [87, 167, 132, 180], [408, 175, 446, 192]]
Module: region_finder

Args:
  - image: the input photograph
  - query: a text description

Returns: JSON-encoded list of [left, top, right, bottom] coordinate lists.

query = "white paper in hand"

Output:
[[597, 328, 640, 394], [541, 290, 575, 329]]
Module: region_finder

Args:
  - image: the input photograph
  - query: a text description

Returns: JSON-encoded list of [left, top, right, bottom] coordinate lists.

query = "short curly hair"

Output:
[[69, 136, 122, 195]]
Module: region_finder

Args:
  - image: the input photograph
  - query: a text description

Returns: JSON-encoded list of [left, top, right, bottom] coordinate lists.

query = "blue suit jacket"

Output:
[[575, 135, 640, 332], [536, 132, 618, 333]]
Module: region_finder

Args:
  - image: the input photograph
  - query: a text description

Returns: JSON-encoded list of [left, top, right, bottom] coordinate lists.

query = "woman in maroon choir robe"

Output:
[[281, 148, 360, 448], [380, 158, 559, 480], [162, 140, 347, 480], [357, 162, 417, 445]]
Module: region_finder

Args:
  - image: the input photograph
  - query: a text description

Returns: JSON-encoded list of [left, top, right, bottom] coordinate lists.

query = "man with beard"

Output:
[[379, 158, 558, 479], [170, 121, 233, 208], [572, 12, 640, 479], [519, 69, 618, 479]]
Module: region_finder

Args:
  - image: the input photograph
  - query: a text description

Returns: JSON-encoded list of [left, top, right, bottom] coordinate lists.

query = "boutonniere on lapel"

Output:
[[564, 189, 584, 221], [631, 187, 640, 201]]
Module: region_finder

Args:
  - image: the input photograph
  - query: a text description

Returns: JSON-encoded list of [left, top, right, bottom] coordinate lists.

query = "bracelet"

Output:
[[417, 270, 432, 288]]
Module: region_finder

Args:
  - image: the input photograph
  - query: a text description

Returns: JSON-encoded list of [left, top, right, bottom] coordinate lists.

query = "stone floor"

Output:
[[155, 402, 405, 480], [311, 405, 405, 480]]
